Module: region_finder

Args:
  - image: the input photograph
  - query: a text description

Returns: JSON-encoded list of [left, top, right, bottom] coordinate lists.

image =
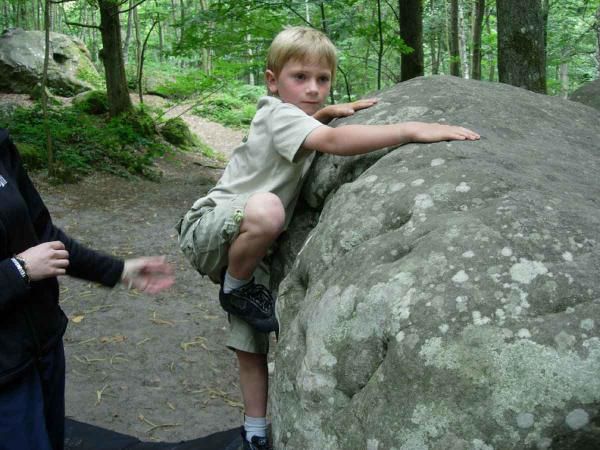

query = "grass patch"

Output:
[[192, 85, 264, 129]]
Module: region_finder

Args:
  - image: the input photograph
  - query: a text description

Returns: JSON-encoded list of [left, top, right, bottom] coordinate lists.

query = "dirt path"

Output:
[[34, 124, 247, 443], [140, 94, 245, 158]]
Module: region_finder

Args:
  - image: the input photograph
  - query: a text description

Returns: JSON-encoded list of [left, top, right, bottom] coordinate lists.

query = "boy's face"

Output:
[[266, 58, 332, 115]]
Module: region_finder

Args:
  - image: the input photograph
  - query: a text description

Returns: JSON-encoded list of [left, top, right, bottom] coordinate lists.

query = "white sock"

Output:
[[244, 415, 267, 442], [223, 271, 251, 294]]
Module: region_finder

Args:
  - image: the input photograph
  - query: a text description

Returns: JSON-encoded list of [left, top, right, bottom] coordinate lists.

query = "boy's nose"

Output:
[[306, 79, 318, 93]]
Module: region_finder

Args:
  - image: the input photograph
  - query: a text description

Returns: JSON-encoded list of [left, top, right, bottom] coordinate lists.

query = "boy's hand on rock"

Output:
[[408, 122, 480, 143], [315, 98, 378, 123], [121, 256, 174, 294]]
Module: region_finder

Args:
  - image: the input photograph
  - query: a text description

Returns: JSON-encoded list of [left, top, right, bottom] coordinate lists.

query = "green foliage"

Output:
[[160, 117, 196, 147], [160, 117, 216, 157], [153, 70, 211, 99], [192, 84, 264, 129], [76, 63, 105, 90], [72, 90, 109, 115], [14, 141, 46, 170], [0, 103, 167, 181]]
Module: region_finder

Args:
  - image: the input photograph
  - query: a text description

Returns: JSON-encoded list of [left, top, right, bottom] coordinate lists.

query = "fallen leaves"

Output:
[[138, 414, 180, 433], [180, 336, 208, 352]]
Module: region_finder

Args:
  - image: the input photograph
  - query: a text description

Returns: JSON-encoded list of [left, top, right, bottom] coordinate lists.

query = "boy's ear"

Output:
[[265, 70, 278, 95]]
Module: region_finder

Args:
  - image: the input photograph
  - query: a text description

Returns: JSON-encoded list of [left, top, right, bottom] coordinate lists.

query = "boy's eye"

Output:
[[294, 73, 306, 80], [318, 76, 330, 83]]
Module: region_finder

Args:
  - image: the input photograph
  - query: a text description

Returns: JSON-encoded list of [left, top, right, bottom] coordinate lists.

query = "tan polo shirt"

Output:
[[190, 96, 324, 228]]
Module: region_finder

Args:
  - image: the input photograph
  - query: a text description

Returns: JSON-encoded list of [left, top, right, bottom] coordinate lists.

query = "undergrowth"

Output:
[[0, 101, 167, 182]]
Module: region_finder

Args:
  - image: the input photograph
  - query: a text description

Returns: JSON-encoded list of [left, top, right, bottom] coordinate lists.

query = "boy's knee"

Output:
[[245, 193, 285, 236]]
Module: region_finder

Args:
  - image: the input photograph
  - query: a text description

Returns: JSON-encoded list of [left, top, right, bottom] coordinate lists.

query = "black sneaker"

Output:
[[219, 279, 279, 333], [242, 432, 271, 450]]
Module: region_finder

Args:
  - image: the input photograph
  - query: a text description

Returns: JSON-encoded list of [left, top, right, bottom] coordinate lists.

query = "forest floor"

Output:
[[4, 92, 255, 443]]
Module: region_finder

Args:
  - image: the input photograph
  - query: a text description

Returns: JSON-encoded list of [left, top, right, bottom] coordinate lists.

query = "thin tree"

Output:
[[138, 16, 158, 104], [123, 0, 133, 62], [398, 0, 424, 81], [458, 0, 469, 77], [471, 0, 485, 79], [595, 3, 599, 76], [485, 4, 494, 80], [376, 0, 384, 89], [449, 0, 461, 76], [41, 0, 53, 176], [497, 0, 546, 93]]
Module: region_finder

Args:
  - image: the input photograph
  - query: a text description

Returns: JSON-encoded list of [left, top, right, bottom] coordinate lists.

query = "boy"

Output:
[[178, 26, 479, 450]]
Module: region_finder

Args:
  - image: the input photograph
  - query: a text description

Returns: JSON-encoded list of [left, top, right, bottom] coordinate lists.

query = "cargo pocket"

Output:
[[221, 208, 244, 244]]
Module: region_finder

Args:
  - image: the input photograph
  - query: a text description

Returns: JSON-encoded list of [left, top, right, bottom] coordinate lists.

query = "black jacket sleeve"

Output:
[[4, 131, 125, 288], [0, 257, 30, 308]]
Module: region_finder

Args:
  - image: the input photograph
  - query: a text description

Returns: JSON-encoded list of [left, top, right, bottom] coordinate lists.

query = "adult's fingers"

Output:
[[52, 250, 70, 260], [52, 258, 70, 269], [48, 241, 66, 250]]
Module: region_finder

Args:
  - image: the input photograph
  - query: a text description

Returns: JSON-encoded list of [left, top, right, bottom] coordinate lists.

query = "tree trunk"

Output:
[[138, 19, 158, 104], [31, 0, 37, 30], [170, 0, 178, 42], [596, 5, 600, 76], [37, 0, 42, 30], [428, 0, 440, 75], [559, 62, 569, 99], [179, 0, 185, 48], [485, 6, 494, 80], [98, 0, 132, 116], [42, 0, 53, 175], [134, 6, 141, 76], [319, 1, 335, 103], [200, 0, 212, 75], [449, 0, 461, 76], [459, 1, 469, 78], [123, 0, 133, 62], [471, 0, 485, 79], [376, 0, 384, 90], [157, 19, 164, 62], [497, 0, 546, 93], [2, 1, 9, 30], [398, 0, 424, 81], [246, 34, 254, 85], [89, 7, 97, 62]]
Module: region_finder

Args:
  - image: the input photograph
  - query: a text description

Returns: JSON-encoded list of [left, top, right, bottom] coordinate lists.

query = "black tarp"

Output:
[[65, 418, 242, 450]]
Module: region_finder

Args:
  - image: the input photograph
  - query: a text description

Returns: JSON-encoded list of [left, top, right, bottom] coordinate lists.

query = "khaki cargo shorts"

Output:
[[177, 194, 270, 354]]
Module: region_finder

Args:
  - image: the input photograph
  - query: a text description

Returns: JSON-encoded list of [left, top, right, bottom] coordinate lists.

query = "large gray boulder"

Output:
[[0, 28, 98, 96], [569, 79, 600, 111], [272, 76, 600, 450]]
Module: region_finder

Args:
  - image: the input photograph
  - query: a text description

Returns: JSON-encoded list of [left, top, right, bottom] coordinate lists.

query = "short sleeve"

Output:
[[270, 103, 323, 163]]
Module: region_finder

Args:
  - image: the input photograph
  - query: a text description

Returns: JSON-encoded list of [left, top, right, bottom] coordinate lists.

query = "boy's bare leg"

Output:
[[227, 192, 284, 280], [236, 350, 268, 417]]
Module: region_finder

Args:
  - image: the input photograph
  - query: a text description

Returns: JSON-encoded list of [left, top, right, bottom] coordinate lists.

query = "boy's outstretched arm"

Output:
[[313, 98, 378, 124], [303, 121, 480, 156]]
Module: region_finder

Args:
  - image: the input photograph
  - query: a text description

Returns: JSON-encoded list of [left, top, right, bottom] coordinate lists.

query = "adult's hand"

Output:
[[17, 241, 69, 281], [121, 256, 174, 294]]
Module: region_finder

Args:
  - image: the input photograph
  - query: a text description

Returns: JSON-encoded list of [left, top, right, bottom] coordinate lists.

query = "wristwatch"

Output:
[[12, 256, 30, 284]]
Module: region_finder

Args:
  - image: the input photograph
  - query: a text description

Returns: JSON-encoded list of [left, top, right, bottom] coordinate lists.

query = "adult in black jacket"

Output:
[[0, 128, 174, 450]]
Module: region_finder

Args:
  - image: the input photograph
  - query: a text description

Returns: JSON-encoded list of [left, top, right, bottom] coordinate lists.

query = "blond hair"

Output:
[[266, 26, 337, 80]]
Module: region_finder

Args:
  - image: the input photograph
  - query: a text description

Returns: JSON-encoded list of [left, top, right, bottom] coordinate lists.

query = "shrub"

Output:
[[160, 117, 196, 147], [0, 103, 167, 181], [72, 90, 109, 115], [192, 85, 263, 129]]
